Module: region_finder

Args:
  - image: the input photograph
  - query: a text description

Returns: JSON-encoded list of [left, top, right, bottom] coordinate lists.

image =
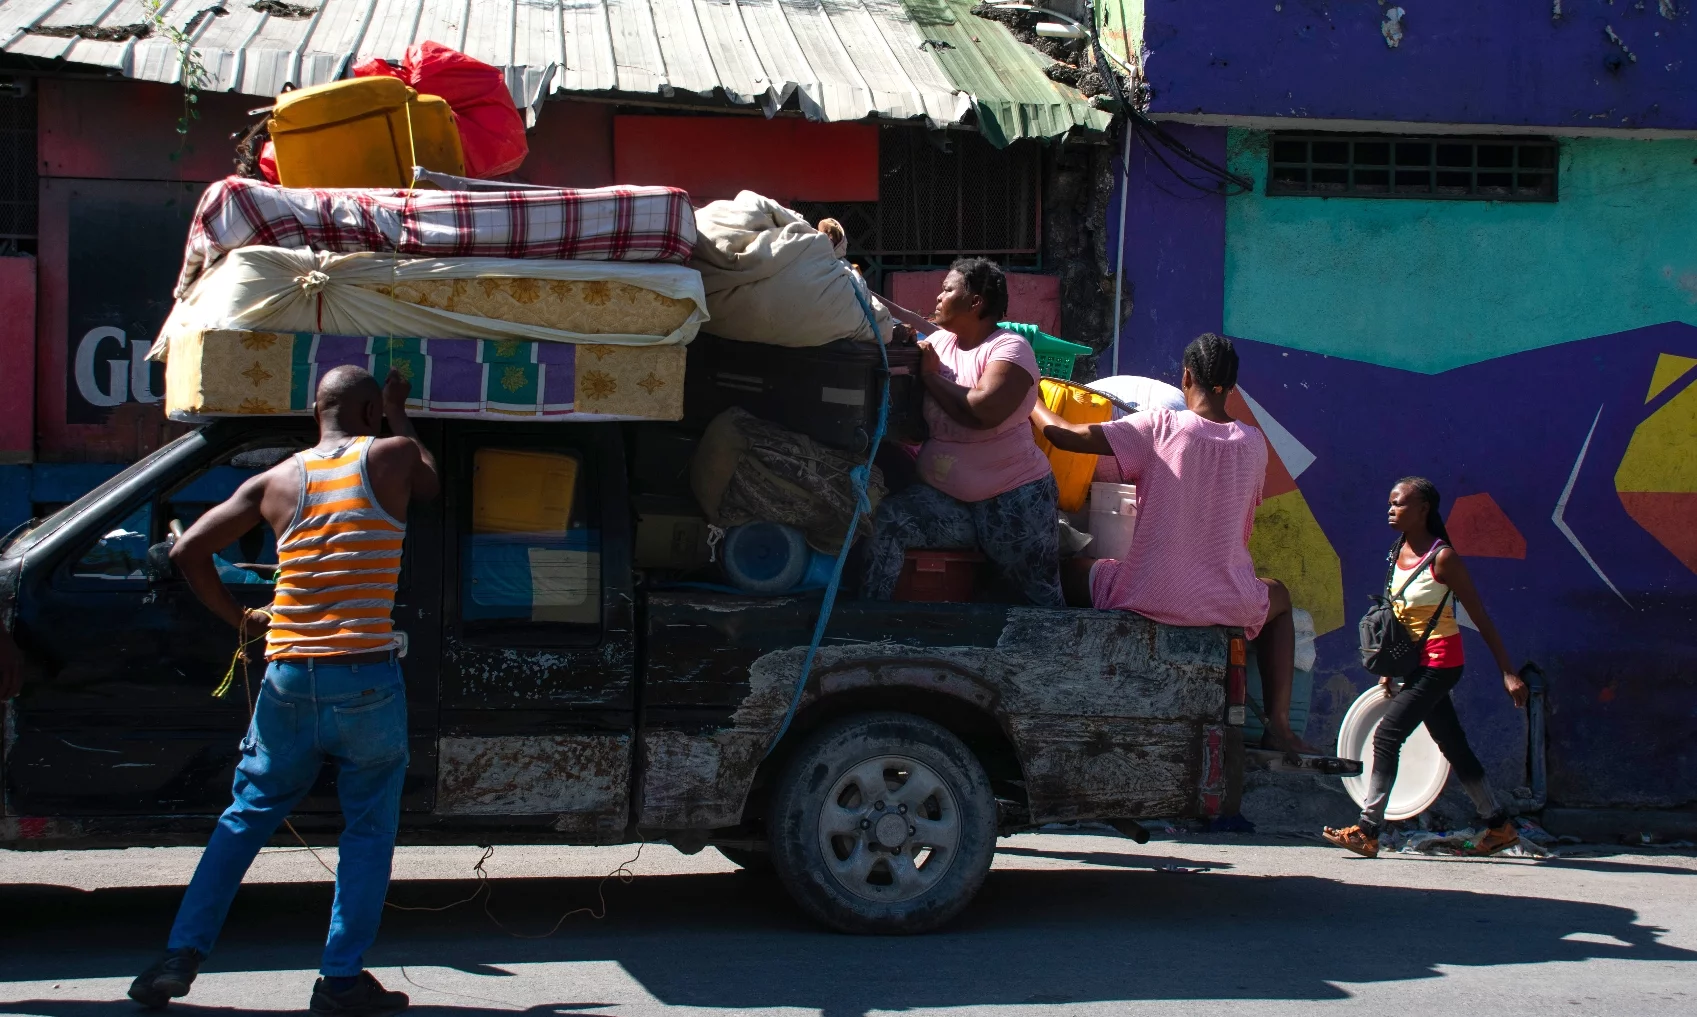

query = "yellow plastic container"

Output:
[[1032, 378, 1114, 512], [472, 449, 580, 535], [269, 77, 465, 188]]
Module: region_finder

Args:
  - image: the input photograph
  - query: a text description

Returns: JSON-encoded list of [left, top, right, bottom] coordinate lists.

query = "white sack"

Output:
[[691, 191, 891, 347], [151, 247, 709, 361], [1088, 375, 1188, 419]]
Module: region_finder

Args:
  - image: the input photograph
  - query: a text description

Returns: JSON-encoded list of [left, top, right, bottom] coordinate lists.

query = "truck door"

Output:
[[4, 422, 443, 818], [434, 422, 637, 842]]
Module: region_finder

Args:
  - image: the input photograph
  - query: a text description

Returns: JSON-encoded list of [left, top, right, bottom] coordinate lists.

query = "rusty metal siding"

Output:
[[437, 734, 631, 842], [636, 594, 1231, 830]]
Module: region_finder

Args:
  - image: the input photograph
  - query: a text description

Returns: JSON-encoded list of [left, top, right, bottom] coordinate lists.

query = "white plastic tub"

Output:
[[1087, 482, 1138, 560]]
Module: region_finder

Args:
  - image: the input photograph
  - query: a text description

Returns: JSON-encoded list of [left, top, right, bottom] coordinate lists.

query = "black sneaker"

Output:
[[127, 947, 203, 1010], [309, 971, 410, 1016]]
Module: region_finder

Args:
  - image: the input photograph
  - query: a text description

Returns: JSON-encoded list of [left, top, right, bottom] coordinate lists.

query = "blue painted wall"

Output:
[[1137, 0, 1697, 131], [1114, 121, 1697, 809]]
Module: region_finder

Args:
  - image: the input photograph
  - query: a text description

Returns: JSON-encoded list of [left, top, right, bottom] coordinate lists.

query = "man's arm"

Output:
[[169, 475, 270, 630], [382, 368, 440, 501]]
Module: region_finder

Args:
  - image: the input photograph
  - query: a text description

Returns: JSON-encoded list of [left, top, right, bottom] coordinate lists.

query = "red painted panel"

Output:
[[510, 100, 615, 189], [38, 78, 258, 182], [0, 256, 35, 462], [613, 116, 878, 203], [886, 270, 1062, 337]]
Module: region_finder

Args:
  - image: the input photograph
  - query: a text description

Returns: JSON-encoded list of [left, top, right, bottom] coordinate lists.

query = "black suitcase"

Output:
[[684, 334, 928, 453]]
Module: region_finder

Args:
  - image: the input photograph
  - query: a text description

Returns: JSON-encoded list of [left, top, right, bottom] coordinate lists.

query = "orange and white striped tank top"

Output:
[[266, 436, 405, 659]]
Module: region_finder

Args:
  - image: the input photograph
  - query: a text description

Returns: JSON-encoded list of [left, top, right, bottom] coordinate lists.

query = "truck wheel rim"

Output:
[[816, 753, 961, 903]]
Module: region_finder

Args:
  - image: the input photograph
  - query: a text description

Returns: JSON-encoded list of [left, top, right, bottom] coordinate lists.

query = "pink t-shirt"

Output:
[[1089, 409, 1271, 637], [915, 328, 1052, 503]]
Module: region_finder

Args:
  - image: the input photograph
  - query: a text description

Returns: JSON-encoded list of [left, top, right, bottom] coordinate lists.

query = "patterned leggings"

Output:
[[862, 475, 1064, 607]]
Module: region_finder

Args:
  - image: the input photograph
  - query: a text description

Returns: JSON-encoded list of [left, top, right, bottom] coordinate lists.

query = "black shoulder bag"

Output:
[[1358, 542, 1451, 679]]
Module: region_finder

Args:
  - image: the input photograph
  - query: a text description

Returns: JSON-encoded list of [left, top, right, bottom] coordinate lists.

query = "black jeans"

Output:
[[1359, 665, 1503, 834]]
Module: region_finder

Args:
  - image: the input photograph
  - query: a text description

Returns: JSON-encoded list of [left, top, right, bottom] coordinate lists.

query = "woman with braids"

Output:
[[1034, 333, 1312, 752], [1321, 477, 1529, 857], [864, 258, 1064, 607]]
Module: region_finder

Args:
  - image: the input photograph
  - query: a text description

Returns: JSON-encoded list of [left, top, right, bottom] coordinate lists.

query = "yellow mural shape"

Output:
[[1645, 353, 1697, 403], [1248, 488, 1346, 637], [1617, 373, 1697, 574], [1617, 378, 1697, 494]]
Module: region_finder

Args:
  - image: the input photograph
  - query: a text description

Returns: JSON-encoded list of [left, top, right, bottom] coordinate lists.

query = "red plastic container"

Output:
[[892, 549, 985, 603]]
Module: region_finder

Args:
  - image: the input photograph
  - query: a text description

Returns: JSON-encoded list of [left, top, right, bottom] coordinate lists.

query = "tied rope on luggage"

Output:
[[762, 278, 890, 757]]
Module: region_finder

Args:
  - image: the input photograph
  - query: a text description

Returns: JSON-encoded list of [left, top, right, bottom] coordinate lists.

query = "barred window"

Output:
[[0, 85, 36, 250], [1268, 134, 1557, 201], [795, 126, 1041, 289]]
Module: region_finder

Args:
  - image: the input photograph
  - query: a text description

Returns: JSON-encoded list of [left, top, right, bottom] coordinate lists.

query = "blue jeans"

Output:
[[168, 656, 409, 977]]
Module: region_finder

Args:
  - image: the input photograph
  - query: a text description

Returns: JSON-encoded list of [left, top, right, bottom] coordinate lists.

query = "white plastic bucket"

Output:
[[1088, 482, 1138, 560]]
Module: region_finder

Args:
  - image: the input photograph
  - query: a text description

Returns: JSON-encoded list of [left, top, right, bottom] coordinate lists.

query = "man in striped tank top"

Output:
[[131, 366, 438, 1015]]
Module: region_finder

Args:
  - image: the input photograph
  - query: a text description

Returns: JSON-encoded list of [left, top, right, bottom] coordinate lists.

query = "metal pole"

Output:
[[1110, 120, 1131, 377]]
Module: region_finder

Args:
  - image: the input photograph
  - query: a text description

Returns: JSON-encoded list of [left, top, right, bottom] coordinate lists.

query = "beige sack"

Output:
[[690, 191, 891, 347]]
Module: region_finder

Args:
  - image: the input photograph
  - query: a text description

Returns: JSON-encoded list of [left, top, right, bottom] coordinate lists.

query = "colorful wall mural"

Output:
[[1115, 128, 1697, 809]]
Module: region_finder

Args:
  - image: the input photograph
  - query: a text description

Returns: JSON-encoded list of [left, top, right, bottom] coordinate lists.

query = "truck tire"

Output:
[[769, 711, 996, 934]]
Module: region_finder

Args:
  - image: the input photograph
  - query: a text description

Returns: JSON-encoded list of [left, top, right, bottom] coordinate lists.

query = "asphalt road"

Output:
[[1, 832, 1693, 1016]]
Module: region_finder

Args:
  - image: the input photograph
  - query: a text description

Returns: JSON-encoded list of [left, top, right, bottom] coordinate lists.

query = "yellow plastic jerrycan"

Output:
[[1032, 377, 1114, 512], [269, 77, 465, 188], [472, 449, 581, 535]]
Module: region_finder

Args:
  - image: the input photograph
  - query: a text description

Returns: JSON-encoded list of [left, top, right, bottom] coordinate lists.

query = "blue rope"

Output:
[[761, 281, 891, 758]]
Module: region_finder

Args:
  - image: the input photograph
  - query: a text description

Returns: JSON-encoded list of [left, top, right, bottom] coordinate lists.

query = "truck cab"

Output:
[[0, 415, 1287, 933]]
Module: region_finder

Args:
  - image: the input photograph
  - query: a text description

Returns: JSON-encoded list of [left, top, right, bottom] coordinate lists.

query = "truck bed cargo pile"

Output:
[[155, 176, 706, 424]]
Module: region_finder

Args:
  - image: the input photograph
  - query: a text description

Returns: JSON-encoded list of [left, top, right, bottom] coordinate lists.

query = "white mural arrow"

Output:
[[1552, 405, 1633, 609]]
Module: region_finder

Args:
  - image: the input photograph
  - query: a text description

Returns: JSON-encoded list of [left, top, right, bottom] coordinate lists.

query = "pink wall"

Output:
[[886, 270, 1061, 336], [0, 256, 35, 462]]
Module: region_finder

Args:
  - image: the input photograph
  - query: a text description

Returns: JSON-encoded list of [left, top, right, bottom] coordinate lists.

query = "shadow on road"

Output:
[[2, 859, 1692, 1016]]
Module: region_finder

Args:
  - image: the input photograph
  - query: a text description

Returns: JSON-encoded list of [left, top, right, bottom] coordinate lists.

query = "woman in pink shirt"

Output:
[[864, 259, 1063, 606], [1035, 334, 1311, 752]]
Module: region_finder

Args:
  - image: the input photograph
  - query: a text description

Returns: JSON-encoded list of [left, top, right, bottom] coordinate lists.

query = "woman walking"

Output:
[[1324, 477, 1530, 858]]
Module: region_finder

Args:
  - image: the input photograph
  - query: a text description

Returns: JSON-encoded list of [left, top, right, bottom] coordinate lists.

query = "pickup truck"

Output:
[[0, 415, 1325, 933]]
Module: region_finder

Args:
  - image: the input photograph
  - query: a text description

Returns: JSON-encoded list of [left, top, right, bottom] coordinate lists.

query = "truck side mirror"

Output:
[[145, 539, 178, 585]]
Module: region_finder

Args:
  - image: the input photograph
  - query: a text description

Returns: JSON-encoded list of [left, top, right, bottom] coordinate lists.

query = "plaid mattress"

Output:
[[177, 177, 697, 296]]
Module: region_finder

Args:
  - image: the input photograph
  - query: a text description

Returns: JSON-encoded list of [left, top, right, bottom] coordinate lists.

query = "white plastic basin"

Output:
[[1336, 686, 1451, 822]]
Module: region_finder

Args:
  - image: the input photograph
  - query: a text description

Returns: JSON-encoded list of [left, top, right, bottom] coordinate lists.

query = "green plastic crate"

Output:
[[998, 321, 1093, 379]]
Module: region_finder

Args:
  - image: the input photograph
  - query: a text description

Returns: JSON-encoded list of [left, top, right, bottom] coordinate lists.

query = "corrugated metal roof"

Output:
[[0, 0, 1109, 143]]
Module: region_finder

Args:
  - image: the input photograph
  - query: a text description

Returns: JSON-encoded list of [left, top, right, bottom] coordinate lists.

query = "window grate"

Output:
[[1267, 134, 1557, 201], [0, 91, 37, 244], [795, 126, 1041, 291]]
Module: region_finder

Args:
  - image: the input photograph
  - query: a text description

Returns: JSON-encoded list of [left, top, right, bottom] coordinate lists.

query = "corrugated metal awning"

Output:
[[0, 0, 1110, 144]]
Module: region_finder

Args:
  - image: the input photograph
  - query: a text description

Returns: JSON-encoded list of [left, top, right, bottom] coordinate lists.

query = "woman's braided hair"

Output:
[[1183, 333, 1239, 395], [948, 257, 1010, 322], [1397, 476, 1452, 544]]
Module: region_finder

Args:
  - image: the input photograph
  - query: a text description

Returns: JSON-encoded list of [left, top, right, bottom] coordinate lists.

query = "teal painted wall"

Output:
[[1223, 132, 1697, 373]]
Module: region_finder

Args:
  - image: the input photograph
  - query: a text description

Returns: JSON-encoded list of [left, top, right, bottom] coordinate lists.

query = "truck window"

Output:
[[71, 507, 152, 580], [461, 447, 600, 629]]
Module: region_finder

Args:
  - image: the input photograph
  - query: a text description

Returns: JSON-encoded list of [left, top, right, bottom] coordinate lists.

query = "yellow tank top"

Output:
[[266, 436, 405, 658], [1389, 547, 1459, 643]]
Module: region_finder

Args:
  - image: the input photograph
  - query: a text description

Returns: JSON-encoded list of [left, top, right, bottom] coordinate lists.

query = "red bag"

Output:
[[352, 41, 528, 179], [258, 140, 279, 183]]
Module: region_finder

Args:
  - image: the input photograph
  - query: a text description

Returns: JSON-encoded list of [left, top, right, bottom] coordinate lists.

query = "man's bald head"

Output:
[[315, 365, 384, 435]]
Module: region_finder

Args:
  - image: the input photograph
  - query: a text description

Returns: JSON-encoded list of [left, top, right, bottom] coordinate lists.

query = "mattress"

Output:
[[153, 247, 707, 359], [361, 276, 696, 338], [165, 329, 685, 423], [178, 176, 695, 295]]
